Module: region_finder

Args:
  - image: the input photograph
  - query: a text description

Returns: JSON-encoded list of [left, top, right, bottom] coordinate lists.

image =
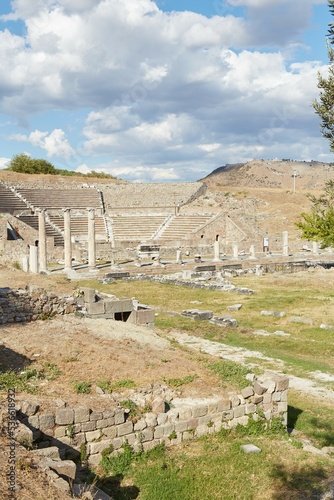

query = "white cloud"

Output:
[[0, 157, 10, 169], [9, 129, 75, 159]]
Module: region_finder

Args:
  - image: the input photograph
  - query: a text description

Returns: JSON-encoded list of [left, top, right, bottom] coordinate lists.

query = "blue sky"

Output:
[[0, 0, 332, 182]]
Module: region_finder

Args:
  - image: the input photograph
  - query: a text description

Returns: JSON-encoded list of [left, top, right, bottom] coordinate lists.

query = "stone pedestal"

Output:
[[63, 208, 72, 271], [213, 240, 221, 262], [29, 246, 38, 274], [232, 244, 239, 260], [249, 245, 257, 260], [37, 209, 47, 273], [87, 208, 96, 270]]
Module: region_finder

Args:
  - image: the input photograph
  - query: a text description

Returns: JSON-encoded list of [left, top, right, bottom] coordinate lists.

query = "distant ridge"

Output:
[[200, 159, 334, 191]]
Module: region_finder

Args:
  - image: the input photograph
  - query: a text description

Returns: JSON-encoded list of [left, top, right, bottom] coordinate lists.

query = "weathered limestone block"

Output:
[[32, 447, 61, 460], [55, 408, 74, 425], [117, 421, 133, 437], [139, 427, 154, 442], [245, 403, 257, 414], [81, 421, 96, 432], [217, 399, 231, 412], [134, 418, 147, 432], [178, 407, 192, 420], [175, 420, 188, 433], [241, 386, 254, 399], [85, 430, 101, 442], [233, 406, 245, 418], [253, 381, 267, 395], [102, 427, 117, 439], [39, 413, 55, 431], [41, 458, 77, 480], [74, 407, 91, 424], [115, 410, 125, 425], [263, 393, 272, 404], [145, 413, 157, 427], [88, 439, 113, 455], [90, 412, 103, 421], [192, 404, 208, 418]]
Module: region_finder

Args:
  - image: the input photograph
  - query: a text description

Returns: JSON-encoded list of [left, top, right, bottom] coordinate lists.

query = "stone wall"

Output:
[[16, 372, 289, 468], [0, 286, 77, 324]]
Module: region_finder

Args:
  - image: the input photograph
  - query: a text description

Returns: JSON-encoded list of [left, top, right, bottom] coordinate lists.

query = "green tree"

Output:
[[297, 1, 334, 247], [296, 180, 334, 247], [8, 153, 56, 175], [313, 0, 334, 151]]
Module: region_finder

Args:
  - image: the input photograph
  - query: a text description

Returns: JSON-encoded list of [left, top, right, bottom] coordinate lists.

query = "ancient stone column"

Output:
[[249, 245, 257, 260], [63, 208, 72, 271], [37, 209, 47, 273], [213, 240, 220, 262], [87, 208, 96, 270], [282, 231, 289, 256], [176, 248, 182, 264], [312, 241, 319, 254], [29, 245, 38, 274], [232, 243, 239, 260]]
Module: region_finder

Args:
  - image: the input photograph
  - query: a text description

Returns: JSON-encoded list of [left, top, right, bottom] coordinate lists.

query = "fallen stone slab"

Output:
[[289, 316, 313, 325], [320, 324, 334, 330], [273, 330, 290, 337], [40, 458, 77, 480], [181, 309, 213, 320], [227, 304, 242, 311], [240, 444, 261, 454], [261, 310, 286, 317], [32, 447, 61, 460], [73, 483, 111, 499], [209, 316, 237, 327]]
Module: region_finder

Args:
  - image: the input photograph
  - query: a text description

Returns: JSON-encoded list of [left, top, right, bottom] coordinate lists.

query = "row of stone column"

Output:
[[34, 208, 96, 273]]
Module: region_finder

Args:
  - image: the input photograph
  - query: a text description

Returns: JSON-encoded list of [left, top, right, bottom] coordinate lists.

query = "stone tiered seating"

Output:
[[111, 215, 168, 241], [0, 183, 30, 214], [48, 215, 108, 241], [14, 188, 103, 211], [17, 215, 64, 246], [103, 182, 205, 211], [159, 214, 215, 240]]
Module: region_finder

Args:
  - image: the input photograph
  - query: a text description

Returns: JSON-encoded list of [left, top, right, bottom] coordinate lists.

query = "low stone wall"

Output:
[[17, 373, 288, 468], [0, 286, 77, 324]]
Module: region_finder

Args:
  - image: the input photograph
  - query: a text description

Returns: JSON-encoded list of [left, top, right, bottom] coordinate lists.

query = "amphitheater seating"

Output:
[[0, 183, 30, 214], [102, 182, 205, 211], [111, 215, 167, 241], [48, 215, 108, 241], [14, 188, 103, 211], [158, 214, 216, 240], [17, 215, 64, 246]]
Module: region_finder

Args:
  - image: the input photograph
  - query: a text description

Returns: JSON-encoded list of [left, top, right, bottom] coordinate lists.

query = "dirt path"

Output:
[[170, 331, 334, 400]]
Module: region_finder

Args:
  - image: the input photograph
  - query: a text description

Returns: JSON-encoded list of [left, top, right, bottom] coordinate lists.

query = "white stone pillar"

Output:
[[87, 208, 96, 269], [232, 243, 239, 260], [249, 245, 257, 260], [37, 209, 47, 273], [29, 245, 38, 274], [63, 208, 72, 271], [176, 249, 182, 264], [282, 231, 289, 256], [312, 241, 319, 254], [213, 240, 220, 262]]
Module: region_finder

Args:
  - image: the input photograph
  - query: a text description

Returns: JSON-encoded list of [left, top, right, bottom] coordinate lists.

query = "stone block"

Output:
[[187, 418, 199, 430], [251, 395, 263, 404], [245, 403, 256, 414], [177, 407, 192, 420], [261, 379, 276, 393], [217, 399, 231, 412], [54, 426, 66, 439], [233, 406, 245, 418], [134, 418, 147, 431], [74, 406, 90, 424], [140, 427, 154, 442], [151, 397, 166, 414], [175, 420, 188, 433], [195, 425, 210, 437], [102, 427, 117, 439], [145, 413, 157, 427], [236, 416, 249, 427], [115, 411, 125, 425], [86, 301, 105, 315], [41, 458, 77, 480], [198, 415, 212, 426], [27, 415, 39, 428], [230, 395, 240, 407], [85, 429, 101, 442], [142, 439, 161, 452], [272, 391, 282, 402], [39, 413, 55, 430], [241, 444, 261, 454], [55, 409, 74, 425], [88, 439, 112, 455], [90, 412, 103, 421], [21, 401, 39, 416], [241, 386, 254, 399], [154, 425, 165, 439], [72, 433, 86, 447], [104, 299, 133, 314], [167, 409, 179, 422], [277, 402, 288, 413], [253, 381, 266, 395], [263, 393, 272, 404], [271, 375, 289, 392], [192, 404, 208, 418], [111, 437, 123, 450], [209, 316, 237, 327], [81, 288, 96, 303], [117, 421, 133, 437], [181, 309, 213, 320], [32, 447, 60, 460], [97, 417, 115, 429], [81, 421, 96, 432], [222, 410, 234, 421]]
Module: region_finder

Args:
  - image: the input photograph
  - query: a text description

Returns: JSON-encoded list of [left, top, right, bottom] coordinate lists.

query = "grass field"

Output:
[[76, 270, 334, 499]]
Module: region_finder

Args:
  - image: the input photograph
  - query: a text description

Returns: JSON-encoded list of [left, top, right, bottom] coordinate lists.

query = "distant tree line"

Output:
[[5, 153, 116, 179]]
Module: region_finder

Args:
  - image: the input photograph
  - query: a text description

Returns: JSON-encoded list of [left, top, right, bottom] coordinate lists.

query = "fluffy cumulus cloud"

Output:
[[10, 129, 75, 159], [0, 0, 331, 181]]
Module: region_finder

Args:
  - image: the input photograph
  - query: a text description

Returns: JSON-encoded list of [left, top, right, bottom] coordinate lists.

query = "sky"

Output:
[[0, 0, 332, 182]]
